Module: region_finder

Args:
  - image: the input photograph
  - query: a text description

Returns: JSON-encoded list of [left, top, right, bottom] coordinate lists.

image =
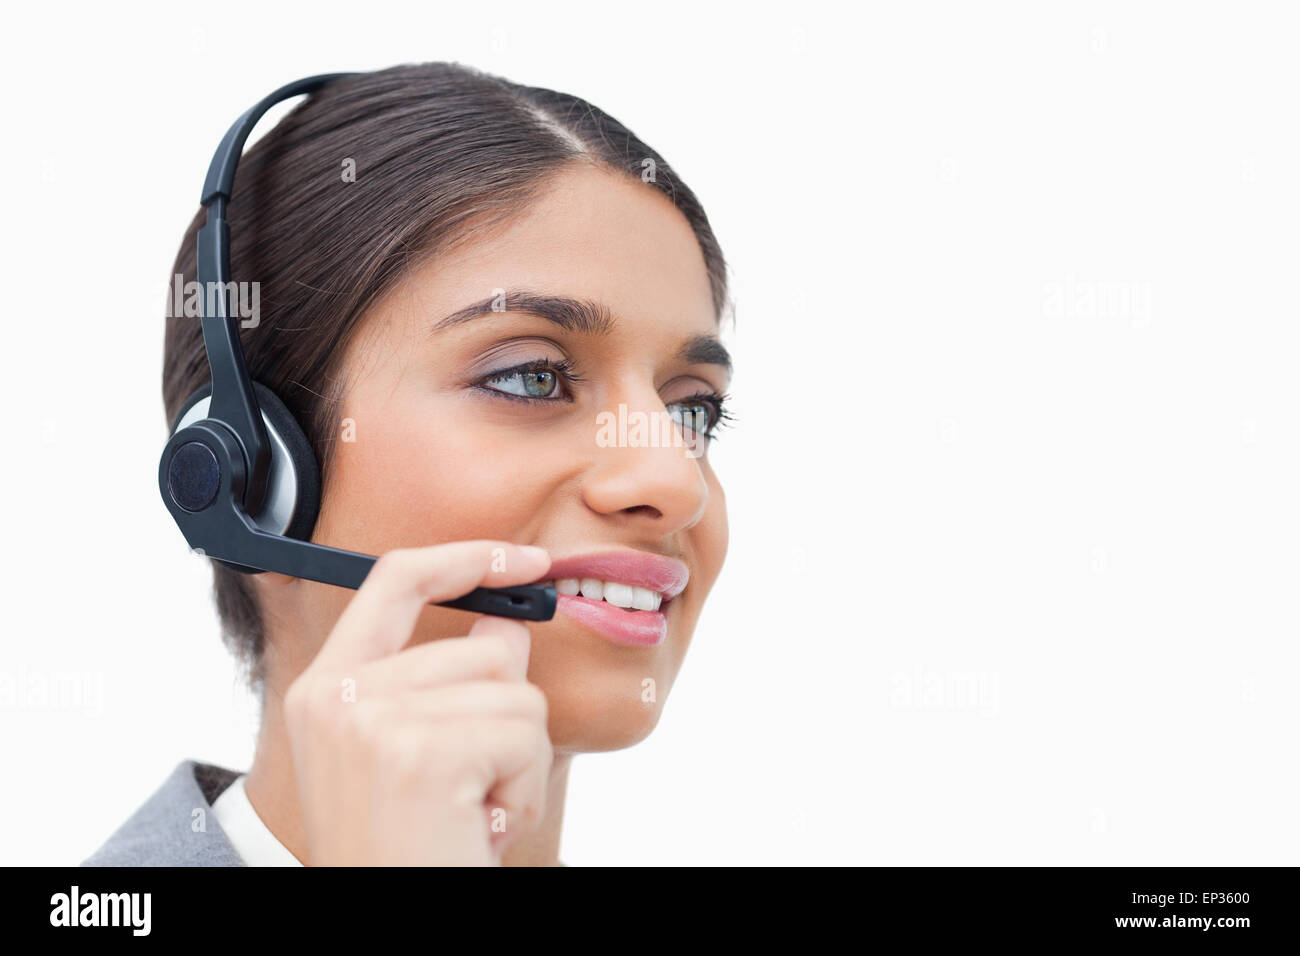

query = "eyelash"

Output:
[[474, 360, 734, 438], [475, 358, 585, 403], [672, 390, 735, 439]]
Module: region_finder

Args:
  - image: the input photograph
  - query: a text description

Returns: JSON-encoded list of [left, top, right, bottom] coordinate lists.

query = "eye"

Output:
[[667, 392, 732, 438], [477, 358, 582, 401], [496, 368, 558, 398]]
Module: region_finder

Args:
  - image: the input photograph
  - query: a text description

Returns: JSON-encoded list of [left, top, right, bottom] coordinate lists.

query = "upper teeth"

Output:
[[542, 578, 663, 611]]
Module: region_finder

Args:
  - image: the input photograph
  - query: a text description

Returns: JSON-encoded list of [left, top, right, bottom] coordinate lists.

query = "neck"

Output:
[[242, 682, 571, 867]]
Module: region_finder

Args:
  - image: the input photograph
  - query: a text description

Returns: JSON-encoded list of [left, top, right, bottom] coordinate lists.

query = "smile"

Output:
[[538, 578, 665, 611], [535, 550, 689, 647]]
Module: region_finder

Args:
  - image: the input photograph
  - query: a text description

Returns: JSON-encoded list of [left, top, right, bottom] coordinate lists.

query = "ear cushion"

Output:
[[171, 382, 215, 433], [171, 381, 322, 542], [252, 383, 322, 542]]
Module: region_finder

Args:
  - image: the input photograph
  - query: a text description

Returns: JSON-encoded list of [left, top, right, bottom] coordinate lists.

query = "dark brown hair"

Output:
[[163, 62, 730, 689]]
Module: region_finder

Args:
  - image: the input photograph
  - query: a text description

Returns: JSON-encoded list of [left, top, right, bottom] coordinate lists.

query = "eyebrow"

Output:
[[678, 334, 732, 374], [432, 290, 614, 335], [432, 288, 732, 373]]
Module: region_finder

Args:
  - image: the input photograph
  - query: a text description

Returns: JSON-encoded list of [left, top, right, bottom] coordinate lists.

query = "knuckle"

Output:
[[386, 731, 433, 781], [373, 547, 416, 581], [479, 635, 515, 675], [522, 796, 544, 825], [345, 701, 382, 743], [520, 683, 548, 722], [532, 723, 555, 765], [419, 734, 481, 806]]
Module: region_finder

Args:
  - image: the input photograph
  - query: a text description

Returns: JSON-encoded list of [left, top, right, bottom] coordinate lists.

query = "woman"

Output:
[[83, 62, 732, 866]]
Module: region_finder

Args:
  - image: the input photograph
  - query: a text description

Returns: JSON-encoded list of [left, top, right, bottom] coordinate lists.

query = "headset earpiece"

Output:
[[171, 382, 321, 564]]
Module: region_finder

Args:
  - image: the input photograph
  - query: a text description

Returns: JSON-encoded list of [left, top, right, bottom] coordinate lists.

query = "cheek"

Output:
[[313, 397, 560, 553], [695, 470, 729, 591], [658, 471, 728, 678]]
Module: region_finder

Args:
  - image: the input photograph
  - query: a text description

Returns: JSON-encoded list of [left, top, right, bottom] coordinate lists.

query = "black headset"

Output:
[[157, 73, 556, 622]]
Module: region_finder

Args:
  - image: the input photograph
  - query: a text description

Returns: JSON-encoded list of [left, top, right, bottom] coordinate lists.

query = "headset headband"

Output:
[[159, 73, 556, 622], [196, 73, 355, 517]]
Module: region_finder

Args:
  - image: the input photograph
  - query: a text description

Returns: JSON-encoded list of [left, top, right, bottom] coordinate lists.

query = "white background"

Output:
[[1, 1, 1296, 865]]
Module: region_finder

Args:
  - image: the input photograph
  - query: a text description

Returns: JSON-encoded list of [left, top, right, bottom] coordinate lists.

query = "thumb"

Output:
[[469, 614, 531, 676]]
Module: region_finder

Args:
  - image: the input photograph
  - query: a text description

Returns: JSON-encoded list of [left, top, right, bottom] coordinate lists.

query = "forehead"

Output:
[[400, 163, 719, 336]]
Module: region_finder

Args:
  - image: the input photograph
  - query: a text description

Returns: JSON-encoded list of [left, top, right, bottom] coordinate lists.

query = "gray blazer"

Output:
[[81, 761, 246, 866]]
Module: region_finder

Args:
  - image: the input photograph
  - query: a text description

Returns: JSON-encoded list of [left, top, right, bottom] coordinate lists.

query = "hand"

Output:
[[283, 541, 554, 865]]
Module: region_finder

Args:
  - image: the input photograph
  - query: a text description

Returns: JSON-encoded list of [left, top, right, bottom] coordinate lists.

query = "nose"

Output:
[[581, 392, 711, 532]]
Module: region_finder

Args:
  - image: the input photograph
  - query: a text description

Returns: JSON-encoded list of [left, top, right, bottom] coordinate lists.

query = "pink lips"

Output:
[[542, 550, 689, 647]]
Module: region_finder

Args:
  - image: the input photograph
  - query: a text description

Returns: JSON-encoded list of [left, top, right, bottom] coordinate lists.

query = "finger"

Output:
[[389, 681, 548, 725], [448, 716, 551, 847], [469, 615, 531, 676], [350, 631, 530, 699], [313, 541, 550, 672]]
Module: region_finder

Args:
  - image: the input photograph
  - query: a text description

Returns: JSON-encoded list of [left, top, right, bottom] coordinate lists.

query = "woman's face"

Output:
[[272, 163, 729, 752]]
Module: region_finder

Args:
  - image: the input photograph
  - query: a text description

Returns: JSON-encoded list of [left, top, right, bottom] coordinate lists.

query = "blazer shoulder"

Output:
[[81, 759, 246, 867]]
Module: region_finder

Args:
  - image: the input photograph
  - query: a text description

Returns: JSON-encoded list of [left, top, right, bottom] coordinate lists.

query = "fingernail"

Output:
[[519, 545, 549, 564]]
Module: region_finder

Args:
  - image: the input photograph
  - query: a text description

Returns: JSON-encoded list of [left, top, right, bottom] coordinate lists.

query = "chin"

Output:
[[549, 693, 667, 753], [530, 614, 692, 753], [535, 652, 675, 752]]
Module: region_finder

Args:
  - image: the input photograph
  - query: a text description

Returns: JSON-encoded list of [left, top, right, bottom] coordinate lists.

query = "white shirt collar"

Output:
[[211, 774, 303, 866]]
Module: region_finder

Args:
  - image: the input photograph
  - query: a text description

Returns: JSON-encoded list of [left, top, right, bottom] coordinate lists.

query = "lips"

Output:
[[536, 550, 689, 647], [544, 551, 689, 600]]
